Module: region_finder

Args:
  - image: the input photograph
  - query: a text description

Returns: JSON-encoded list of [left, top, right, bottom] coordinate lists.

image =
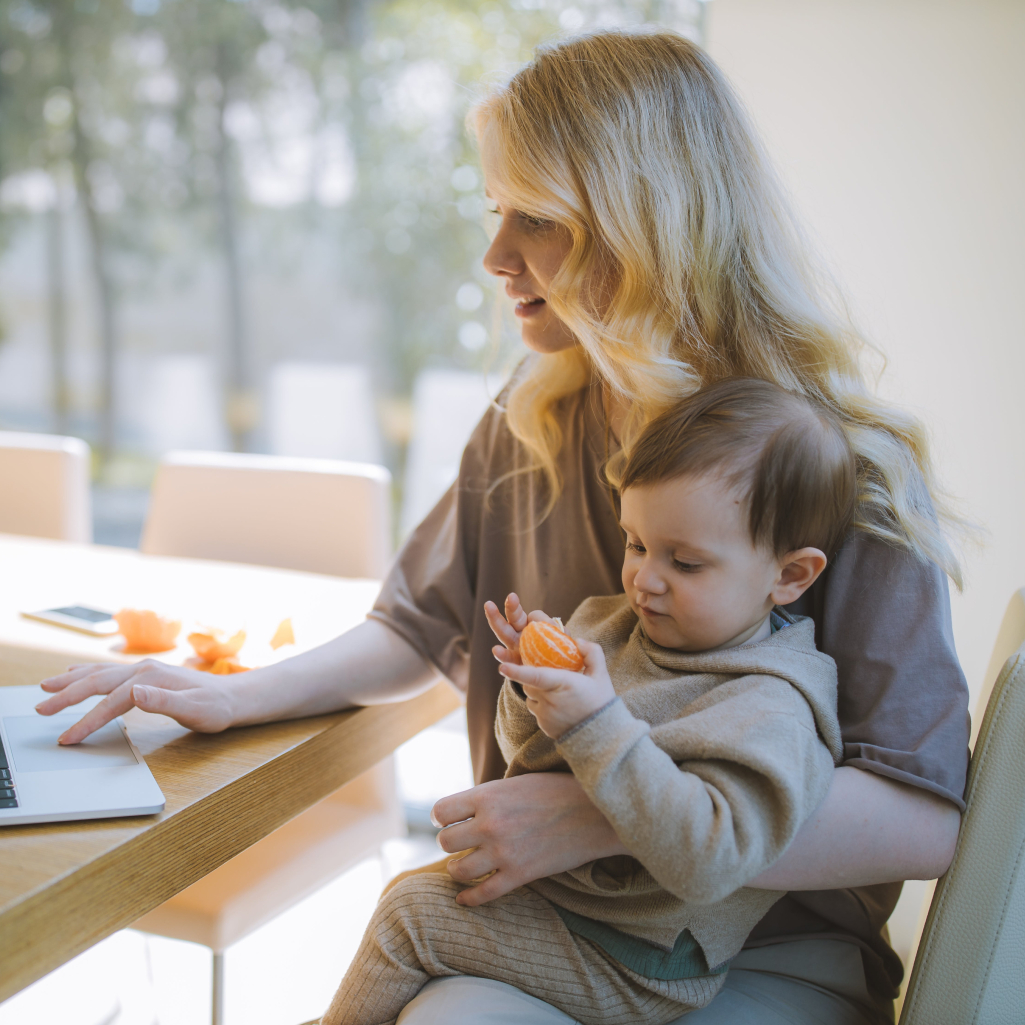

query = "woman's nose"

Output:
[[482, 223, 524, 279]]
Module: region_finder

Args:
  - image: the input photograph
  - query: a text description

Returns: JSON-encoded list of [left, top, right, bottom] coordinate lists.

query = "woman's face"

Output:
[[483, 188, 578, 354]]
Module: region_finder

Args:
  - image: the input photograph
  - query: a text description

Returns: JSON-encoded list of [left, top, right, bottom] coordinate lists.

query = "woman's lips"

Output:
[[514, 297, 546, 318]]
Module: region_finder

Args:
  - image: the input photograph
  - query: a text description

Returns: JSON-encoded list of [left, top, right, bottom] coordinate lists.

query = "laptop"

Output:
[[0, 685, 165, 826]]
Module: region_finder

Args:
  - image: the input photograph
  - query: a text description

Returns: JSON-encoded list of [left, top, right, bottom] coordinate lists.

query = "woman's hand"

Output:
[[431, 771, 628, 907], [36, 661, 238, 744], [32, 619, 438, 744], [497, 640, 615, 739]]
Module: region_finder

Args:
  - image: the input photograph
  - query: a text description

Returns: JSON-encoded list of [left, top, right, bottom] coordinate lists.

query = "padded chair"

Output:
[[899, 588, 1025, 1024], [0, 431, 91, 542], [134, 449, 402, 1025], [141, 450, 392, 579]]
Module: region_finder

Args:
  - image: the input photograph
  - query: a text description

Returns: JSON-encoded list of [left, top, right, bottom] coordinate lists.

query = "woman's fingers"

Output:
[[35, 664, 139, 715], [436, 815, 484, 854], [39, 662, 118, 695], [430, 786, 480, 829], [37, 659, 236, 744], [444, 847, 496, 882], [456, 869, 523, 907], [57, 682, 137, 745]]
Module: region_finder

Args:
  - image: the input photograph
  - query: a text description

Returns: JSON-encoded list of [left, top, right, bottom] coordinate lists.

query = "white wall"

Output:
[[706, 0, 1025, 710]]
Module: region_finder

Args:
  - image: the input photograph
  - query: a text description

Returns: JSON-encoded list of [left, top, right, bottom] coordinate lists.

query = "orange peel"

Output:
[[520, 620, 585, 672], [188, 628, 246, 662], [270, 617, 295, 650], [115, 609, 181, 654]]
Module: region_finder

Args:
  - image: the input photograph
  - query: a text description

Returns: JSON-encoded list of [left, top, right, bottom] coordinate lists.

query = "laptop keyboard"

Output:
[[0, 736, 17, 808]]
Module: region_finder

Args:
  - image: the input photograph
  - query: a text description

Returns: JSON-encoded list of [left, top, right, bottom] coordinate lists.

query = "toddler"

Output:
[[320, 377, 857, 1025]]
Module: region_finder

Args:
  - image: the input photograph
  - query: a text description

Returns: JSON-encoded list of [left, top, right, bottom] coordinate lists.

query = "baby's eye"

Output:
[[673, 560, 702, 573], [626, 542, 646, 554]]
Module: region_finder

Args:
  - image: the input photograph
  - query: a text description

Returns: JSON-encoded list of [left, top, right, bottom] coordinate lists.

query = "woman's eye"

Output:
[[520, 212, 551, 230]]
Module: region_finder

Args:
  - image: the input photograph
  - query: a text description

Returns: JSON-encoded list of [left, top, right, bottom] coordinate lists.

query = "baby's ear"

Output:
[[771, 547, 828, 606]]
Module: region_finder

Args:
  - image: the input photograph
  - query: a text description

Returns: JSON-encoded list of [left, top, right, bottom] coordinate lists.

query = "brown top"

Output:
[[371, 375, 970, 1005], [498, 597, 841, 967]]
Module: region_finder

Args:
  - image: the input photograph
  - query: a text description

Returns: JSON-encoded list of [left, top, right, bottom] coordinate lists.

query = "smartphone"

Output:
[[21, 605, 120, 637]]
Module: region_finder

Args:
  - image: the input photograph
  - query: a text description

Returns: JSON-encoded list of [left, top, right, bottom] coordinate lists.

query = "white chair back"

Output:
[[141, 451, 391, 578], [0, 431, 91, 543]]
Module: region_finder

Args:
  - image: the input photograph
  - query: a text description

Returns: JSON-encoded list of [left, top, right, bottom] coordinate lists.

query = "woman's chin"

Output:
[[519, 320, 579, 355]]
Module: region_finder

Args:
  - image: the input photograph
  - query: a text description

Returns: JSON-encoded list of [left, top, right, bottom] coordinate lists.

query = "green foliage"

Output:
[[0, 0, 703, 429]]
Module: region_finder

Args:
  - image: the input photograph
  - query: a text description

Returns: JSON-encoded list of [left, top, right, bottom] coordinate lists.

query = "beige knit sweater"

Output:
[[496, 595, 843, 971]]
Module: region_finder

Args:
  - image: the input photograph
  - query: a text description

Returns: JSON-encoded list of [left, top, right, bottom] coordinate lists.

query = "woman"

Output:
[[40, 31, 967, 1024]]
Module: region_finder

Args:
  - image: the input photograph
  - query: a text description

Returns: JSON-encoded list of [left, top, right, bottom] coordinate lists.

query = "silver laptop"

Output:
[[0, 685, 165, 826]]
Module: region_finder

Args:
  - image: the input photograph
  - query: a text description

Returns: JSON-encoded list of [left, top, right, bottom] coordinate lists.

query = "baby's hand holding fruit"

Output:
[[498, 628, 616, 740]]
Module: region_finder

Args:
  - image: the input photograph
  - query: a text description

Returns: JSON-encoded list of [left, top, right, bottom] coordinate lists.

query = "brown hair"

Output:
[[618, 378, 858, 559]]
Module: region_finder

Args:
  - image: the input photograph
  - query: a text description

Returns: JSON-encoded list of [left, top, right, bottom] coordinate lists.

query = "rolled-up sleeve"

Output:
[[368, 406, 500, 692]]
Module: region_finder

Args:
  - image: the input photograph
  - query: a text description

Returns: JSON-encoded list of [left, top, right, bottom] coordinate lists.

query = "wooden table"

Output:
[[0, 534, 461, 1002]]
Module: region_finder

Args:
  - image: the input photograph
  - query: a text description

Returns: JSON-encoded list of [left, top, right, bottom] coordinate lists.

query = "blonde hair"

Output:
[[470, 30, 964, 586]]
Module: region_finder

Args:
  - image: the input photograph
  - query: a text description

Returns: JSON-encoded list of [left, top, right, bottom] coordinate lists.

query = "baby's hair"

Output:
[[618, 378, 857, 559]]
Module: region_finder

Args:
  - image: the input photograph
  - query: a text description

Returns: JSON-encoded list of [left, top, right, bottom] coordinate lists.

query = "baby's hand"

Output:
[[484, 593, 557, 667], [498, 639, 616, 740]]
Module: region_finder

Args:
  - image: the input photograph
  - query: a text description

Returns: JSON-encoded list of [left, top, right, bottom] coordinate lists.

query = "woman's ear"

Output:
[[770, 548, 828, 606]]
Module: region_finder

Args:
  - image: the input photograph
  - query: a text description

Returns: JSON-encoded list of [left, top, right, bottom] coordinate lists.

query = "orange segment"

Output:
[[270, 617, 295, 650], [519, 620, 585, 671], [114, 609, 181, 654], [188, 628, 246, 662]]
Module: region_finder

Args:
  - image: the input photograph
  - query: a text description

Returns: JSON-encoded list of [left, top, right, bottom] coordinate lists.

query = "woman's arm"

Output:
[[747, 764, 960, 888], [433, 765, 960, 907], [36, 619, 438, 744]]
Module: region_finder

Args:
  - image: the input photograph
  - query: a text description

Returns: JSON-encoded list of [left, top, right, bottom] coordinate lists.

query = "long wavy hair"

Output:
[[470, 30, 963, 586]]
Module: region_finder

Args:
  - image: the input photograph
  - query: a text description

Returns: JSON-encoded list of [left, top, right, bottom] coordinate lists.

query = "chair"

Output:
[[898, 588, 1025, 1024], [134, 449, 403, 1025], [0, 431, 91, 542], [141, 451, 392, 579]]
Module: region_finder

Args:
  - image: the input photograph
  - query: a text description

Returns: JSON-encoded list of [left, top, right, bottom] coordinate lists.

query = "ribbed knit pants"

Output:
[[319, 873, 725, 1025]]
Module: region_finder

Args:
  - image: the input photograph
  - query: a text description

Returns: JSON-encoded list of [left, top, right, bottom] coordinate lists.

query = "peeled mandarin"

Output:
[[188, 628, 246, 662], [114, 609, 182, 654], [519, 620, 585, 671], [270, 617, 295, 650]]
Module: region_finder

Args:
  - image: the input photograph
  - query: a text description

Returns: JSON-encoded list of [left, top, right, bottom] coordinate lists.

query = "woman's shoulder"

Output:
[[460, 363, 602, 471]]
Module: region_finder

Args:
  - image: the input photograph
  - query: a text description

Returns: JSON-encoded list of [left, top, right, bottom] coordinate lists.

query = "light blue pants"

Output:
[[395, 939, 887, 1025]]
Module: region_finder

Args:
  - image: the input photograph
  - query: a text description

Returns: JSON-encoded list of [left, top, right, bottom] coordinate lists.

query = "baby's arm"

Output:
[[554, 677, 836, 904]]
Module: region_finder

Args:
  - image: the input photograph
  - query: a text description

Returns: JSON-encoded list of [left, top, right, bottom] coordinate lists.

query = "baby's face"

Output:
[[619, 474, 784, 652]]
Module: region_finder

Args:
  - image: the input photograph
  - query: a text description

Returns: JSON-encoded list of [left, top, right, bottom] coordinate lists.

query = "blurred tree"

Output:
[[0, 0, 137, 451], [0, 0, 703, 465]]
